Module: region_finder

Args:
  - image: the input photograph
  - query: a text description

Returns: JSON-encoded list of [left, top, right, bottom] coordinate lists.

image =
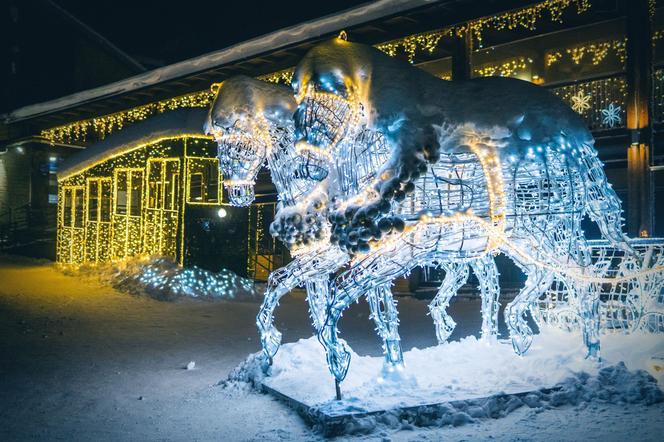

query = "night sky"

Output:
[[1, 0, 371, 110], [58, 0, 370, 67]]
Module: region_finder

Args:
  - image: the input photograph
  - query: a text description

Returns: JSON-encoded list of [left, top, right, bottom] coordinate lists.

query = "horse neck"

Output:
[[264, 127, 304, 207], [335, 129, 390, 199]]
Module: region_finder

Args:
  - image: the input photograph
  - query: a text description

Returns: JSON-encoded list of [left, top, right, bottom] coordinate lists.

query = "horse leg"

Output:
[[305, 277, 330, 332], [505, 266, 554, 355], [428, 262, 469, 344], [256, 262, 302, 363], [577, 281, 601, 360], [367, 284, 404, 369], [470, 255, 501, 341], [257, 247, 347, 365], [320, 252, 410, 383]]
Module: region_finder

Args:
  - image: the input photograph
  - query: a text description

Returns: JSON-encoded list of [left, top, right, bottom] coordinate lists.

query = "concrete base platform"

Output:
[[254, 331, 623, 435], [261, 380, 559, 436]]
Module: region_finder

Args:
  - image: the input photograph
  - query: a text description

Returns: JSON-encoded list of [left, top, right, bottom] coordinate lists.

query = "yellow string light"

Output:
[[42, 91, 214, 146], [467, 0, 591, 48], [258, 68, 294, 85], [375, 28, 454, 62], [545, 39, 627, 67], [474, 57, 533, 77], [653, 28, 664, 47], [375, 0, 590, 61]]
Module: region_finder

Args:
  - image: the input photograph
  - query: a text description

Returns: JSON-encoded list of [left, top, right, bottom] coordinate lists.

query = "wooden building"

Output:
[[54, 109, 250, 276]]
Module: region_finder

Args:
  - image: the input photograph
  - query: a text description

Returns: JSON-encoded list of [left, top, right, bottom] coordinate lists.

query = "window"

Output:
[[115, 169, 143, 217], [87, 178, 112, 222], [148, 161, 162, 209], [130, 171, 142, 216], [163, 161, 180, 211], [73, 188, 84, 228], [116, 171, 128, 215], [187, 158, 221, 204], [147, 159, 179, 210], [101, 180, 112, 222], [63, 188, 73, 226], [62, 186, 85, 228], [88, 180, 99, 221], [189, 173, 203, 202]]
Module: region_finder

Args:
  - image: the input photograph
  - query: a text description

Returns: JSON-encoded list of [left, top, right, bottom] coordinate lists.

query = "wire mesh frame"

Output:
[[538, 238, 664, 334]]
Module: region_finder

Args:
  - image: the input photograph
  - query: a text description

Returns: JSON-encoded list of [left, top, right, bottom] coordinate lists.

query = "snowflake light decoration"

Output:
[[601, 103, 622, 128], [570, 90, 592, 114]]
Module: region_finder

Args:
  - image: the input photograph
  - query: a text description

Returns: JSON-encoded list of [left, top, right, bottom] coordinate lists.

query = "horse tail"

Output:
[[577, 142, 637, 260]]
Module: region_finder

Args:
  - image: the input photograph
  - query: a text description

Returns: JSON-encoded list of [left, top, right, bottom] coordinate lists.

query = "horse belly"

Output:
[[395, 155, 491, 220]]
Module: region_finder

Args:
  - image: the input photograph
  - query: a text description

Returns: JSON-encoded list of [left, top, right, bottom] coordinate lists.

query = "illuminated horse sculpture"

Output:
[[206, 76, 502, 370], [291, 38, 633, 384]]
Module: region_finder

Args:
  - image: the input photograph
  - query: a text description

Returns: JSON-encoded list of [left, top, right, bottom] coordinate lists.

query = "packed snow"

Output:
[[259, 328, 663, 410], [63, 256, 259, 301]]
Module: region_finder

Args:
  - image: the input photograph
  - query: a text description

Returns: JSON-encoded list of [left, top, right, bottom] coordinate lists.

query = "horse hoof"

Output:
[[261, 329, 283, 360], [260, 356, 273, 375], [329, 348, 352, 381], [511, 333, 533, 356], [584, 342, 601, 361]]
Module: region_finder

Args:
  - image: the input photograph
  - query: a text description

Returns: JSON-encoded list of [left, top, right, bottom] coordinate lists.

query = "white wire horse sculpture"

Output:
[[205, 76, 345, 366], [205, 76, 502, 372], [291, 38, 636, 387], [538, 237, 664, 334]]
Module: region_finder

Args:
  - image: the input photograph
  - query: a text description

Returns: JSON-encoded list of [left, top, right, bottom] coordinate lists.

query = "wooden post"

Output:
[[625, 0, 653, 237], [452, 27, 472, 81]]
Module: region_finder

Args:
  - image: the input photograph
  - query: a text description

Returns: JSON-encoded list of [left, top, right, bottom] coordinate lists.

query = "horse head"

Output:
[[206, 75, 297, 206]]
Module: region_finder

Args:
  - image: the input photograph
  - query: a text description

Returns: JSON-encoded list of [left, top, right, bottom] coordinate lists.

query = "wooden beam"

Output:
[[624, 0, 653, 237], [452, 27, 471, 80]]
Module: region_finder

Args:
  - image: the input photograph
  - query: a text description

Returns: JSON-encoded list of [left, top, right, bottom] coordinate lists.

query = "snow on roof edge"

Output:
[[58, 108, 209, 179], [5, 0, 438, 124]]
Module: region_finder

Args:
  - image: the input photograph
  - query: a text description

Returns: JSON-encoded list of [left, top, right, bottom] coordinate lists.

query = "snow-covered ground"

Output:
[[0, 255, 663, 441]]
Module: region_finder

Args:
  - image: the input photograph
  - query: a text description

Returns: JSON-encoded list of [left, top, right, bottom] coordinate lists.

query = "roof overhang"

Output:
[[58, 108, 210, 179], [5, 0, 442, 124]]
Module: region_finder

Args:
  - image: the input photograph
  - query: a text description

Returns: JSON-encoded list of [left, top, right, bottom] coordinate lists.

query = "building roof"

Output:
[[2, 0, 612, 143], [5, 0, 438, 124]]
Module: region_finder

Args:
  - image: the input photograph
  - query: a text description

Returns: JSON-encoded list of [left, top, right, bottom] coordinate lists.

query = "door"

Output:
[[112, 168, 144, 259], [84, 177, 112, 263], [143, 158, 181, 260]]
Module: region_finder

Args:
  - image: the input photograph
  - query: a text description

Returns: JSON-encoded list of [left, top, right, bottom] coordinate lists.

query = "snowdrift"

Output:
[[65, 256, 260, 301]]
